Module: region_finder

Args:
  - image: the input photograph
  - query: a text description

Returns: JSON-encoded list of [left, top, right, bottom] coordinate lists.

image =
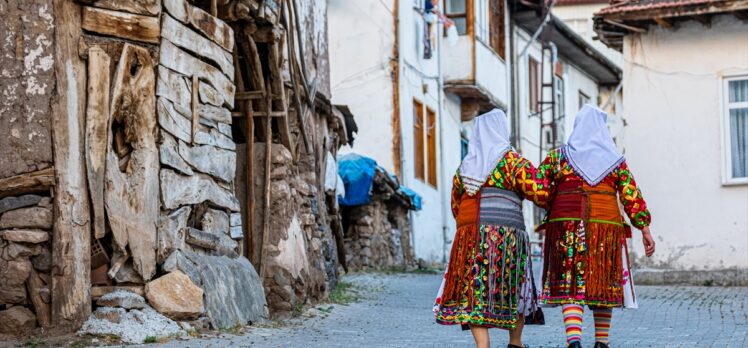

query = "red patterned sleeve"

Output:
[[451, 171, 463, 218], [511, 155, 552, 209], [615, 161, 651, 229]]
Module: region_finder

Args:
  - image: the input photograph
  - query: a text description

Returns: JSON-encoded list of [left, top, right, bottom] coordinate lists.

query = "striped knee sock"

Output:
[[562, 304, 584, 345], [593, 308, 613, 344]]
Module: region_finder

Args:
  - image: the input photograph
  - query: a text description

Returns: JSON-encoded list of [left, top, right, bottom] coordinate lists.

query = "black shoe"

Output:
[[594, 343, 610, 348], [506, 345, 528, 348], [567, 342, 582, 348]]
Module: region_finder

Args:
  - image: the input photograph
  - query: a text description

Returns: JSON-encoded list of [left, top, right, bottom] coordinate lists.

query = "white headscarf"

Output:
[[459, 109, 511, 196], [563, 104, 624, 186]]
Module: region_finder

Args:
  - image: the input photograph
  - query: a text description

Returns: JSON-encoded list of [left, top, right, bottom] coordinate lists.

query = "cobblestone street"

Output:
[[156, 273, 748, 348]]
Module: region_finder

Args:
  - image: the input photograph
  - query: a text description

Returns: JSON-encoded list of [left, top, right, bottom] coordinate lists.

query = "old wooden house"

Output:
[[0, 0, 351, 338]]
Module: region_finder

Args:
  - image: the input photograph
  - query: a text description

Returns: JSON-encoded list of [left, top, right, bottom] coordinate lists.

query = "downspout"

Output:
[[437, 11, 449, 264], [509, 8, 520, 150]]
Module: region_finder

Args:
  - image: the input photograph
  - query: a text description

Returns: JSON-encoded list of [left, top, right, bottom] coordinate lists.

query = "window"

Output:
[[489, 0, 506, 59], [426, 108, 438, 187], [413, 100, 425, 181], [578, 91, 590, 109], [446, 0, 468, 35], [461, 136, 469, 160], [723, 76, 748, 183], [413, 99, 439, 187], [528, 57, 539, 114]]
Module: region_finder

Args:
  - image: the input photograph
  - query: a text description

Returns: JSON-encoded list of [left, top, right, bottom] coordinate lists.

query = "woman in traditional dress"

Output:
[[434, 109, 549, 348], [538, 105, 655, 348]]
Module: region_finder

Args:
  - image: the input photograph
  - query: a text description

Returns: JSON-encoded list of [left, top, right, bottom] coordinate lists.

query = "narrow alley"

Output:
[[155, 273, 748, 348]]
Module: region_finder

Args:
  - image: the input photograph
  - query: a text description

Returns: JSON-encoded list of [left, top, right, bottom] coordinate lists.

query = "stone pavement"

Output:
[[155, 273, 748, 348]]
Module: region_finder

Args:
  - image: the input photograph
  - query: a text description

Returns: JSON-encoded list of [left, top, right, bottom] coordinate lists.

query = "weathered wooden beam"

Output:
[[81, 6, 160, 44], [267, 38, 294, 158], [231, 111, 285, 117], [604, 19, 647, 33], [235, 91, 265, 100], [0, 167, 55, 199], [653, 17, 673, 29], [163, 0, 235, 52], [192, 75, 200, 144], [105, 43, 159, 282], [85, 47, 111, 240], [259, 86, 273, 280], [77, 0, 161, 16], [160, 40, 235, 109], [161, 14, 234, 80], [50, 0, 91, 331]]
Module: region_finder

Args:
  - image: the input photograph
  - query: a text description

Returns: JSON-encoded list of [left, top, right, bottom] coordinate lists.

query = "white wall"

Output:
[[552, 3, 622, 66], [329, 0, 397, 171], [397, 2, 450, 262], [622, 15, 748, 270]]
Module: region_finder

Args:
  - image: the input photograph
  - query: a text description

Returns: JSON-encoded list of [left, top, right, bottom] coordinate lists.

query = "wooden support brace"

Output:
[[0, 167, 55, 199], [192, 75, 199, 144]]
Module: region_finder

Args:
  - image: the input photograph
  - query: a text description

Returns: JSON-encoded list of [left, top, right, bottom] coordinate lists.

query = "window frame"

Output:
[[488, 0, 506, 60], [528, 57, 539, 114], [426, 107, 438, 188], [721, 74, 748, 186], [445, 0, 469, 36], [413, 99, 426, 182]]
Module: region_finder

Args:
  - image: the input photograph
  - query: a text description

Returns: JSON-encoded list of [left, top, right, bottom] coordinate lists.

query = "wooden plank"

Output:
[[267, 38, 294, 159], [79, 0, 161, 16], [85, 47, 111, 240], [105, 44, 159, 282], [160, 40, 235, 109], [163, 0, 234, 52], [81, 7, 160, 44], [0, 167, 55, 199], [50, 0, 91, 331], [235, 91, 264, 100], [161, 14, 234, 80], [191, 75, 199, 144]]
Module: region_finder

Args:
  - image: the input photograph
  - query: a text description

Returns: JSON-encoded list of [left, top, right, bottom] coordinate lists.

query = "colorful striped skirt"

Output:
[[434, 188, 536, 330], [540, 180, 632, 308]]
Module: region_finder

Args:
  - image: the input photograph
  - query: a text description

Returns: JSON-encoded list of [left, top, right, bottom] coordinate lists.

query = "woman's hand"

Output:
[[641, 226, 655, 257]]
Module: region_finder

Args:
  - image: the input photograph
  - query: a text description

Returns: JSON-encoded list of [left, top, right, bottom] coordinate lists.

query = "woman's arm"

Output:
[[512, 150, 558, 209], [615, 161, 651, 229], [451, 171, 463, 218]]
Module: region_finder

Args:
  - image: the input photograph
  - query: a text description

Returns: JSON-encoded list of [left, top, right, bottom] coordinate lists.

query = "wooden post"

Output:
[[51, 0, 92, 330], [191, 75, 199, 144], [259, 79, 272, 279], [85, 47, 111, 240]]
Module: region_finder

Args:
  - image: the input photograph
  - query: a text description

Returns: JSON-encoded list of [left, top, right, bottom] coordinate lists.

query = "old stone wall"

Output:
[[343, 198, 415, 271], [0, 0, 56, 335], [0, 0, 55, 180]]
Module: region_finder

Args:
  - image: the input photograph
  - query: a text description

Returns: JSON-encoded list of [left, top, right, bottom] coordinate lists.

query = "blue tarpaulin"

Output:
[[338, 153, 422, 211], [399, 186, 422, 211], [338, 153, 377, 206]]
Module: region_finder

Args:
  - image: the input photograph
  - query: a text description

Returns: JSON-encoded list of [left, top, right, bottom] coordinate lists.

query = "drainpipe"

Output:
[[437, 12, 449, 265], [509, 11, 520, 150]]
